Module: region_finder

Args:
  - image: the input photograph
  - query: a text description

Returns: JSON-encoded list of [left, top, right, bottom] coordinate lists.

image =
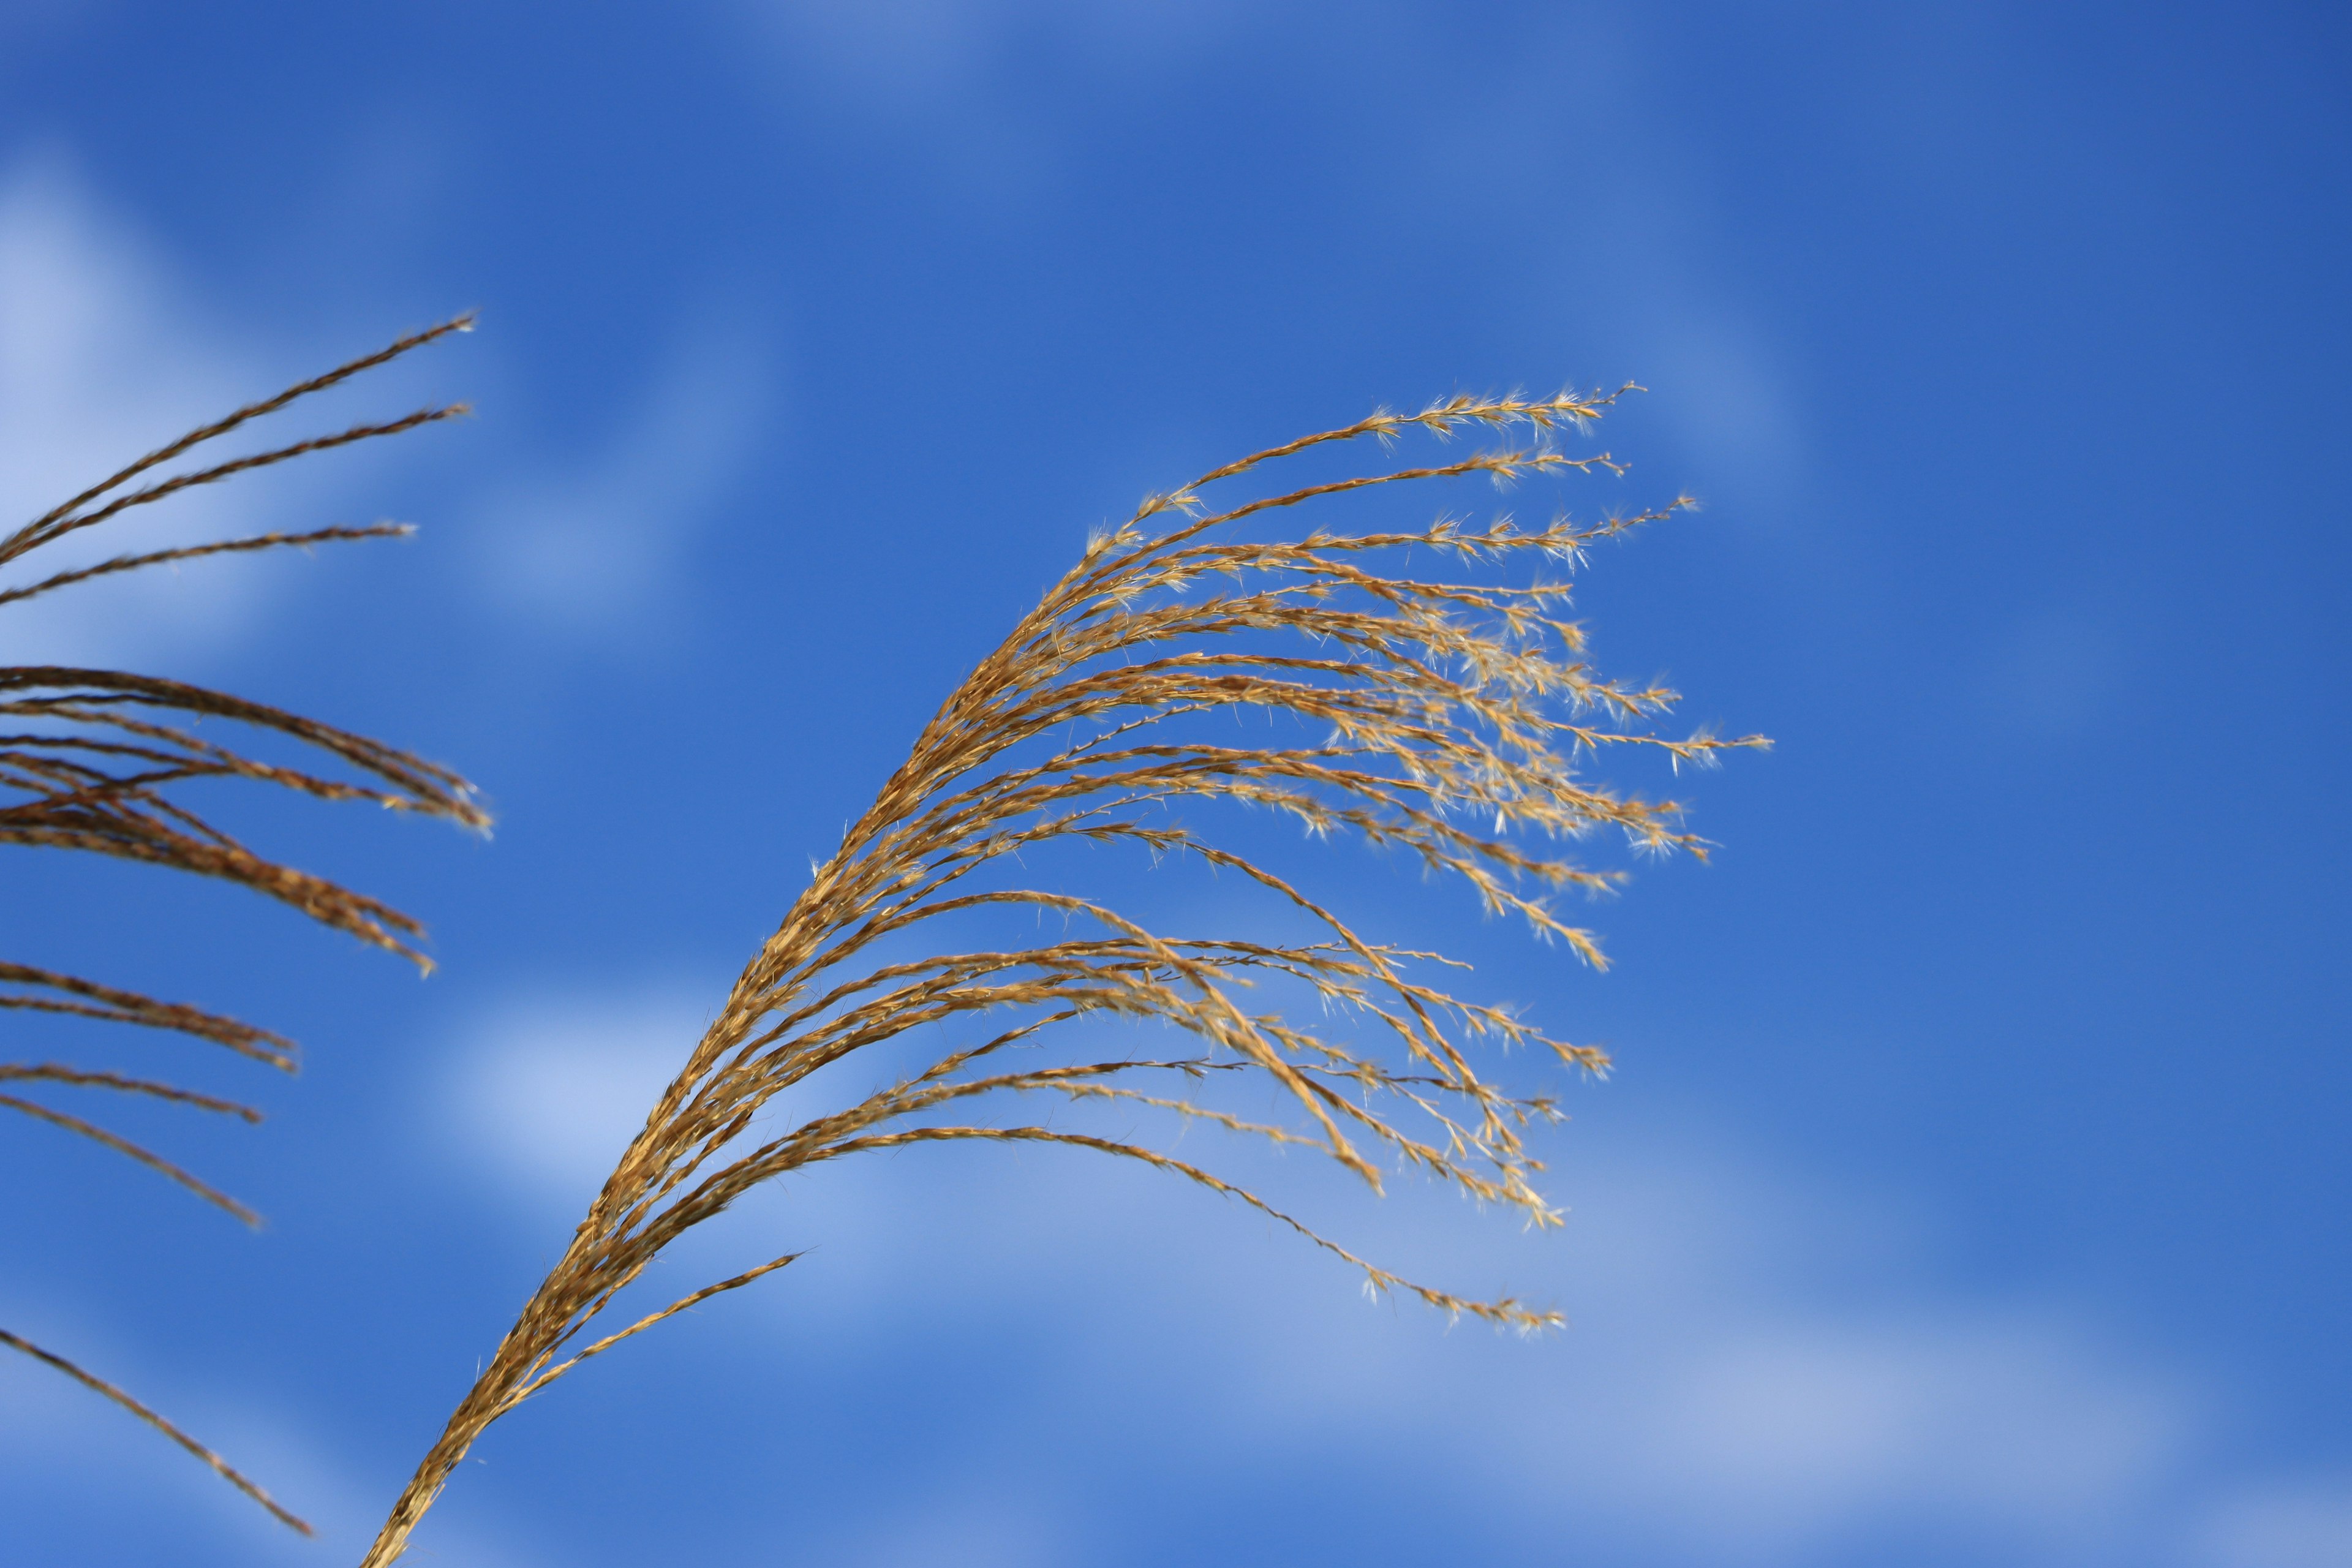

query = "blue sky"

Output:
[[1, 3, 2346, 1564]]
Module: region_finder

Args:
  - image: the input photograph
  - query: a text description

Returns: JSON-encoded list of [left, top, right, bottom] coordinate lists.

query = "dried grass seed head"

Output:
[[353, 380, 1766, 1566], [1, 315, 481, 1537]]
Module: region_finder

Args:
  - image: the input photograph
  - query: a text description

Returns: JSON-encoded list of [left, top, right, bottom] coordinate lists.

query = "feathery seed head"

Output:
[[354, 379, 1765, 1567]]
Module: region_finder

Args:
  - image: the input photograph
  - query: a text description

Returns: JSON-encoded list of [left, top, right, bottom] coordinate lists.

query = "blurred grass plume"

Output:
[[1, 317, 483, 1535]]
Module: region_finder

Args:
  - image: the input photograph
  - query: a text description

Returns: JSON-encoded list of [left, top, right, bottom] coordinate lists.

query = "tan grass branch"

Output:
[[801, 1125, 1552, 1326], [494, 1253, 805, 1417], [4, 407, 468, 568], [356, 387, 1765, 1566], [9, 313, 472, 560], [3, 317, 479, 1532], [0, 1093, 260, 1224], [0, 1329, 312, 1535], [0, 962, 295, 1066], [0, 1063, 262, 1120], [0, 667, 482, 816], [0, 524, 415, 611]]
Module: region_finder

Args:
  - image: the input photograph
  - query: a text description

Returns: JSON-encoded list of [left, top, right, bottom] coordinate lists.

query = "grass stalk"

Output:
[[358, 385, 1764, 1563], [2, 318, 483, 1532]]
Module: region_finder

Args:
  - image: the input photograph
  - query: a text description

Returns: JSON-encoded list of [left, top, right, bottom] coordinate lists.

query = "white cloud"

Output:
[[729, 2, 1815, 524], [1984, 606, 2129, 739], [725, 0, 1250, 203], [0, 1289, 539, 1567], [1615, 1314, 2192, 1555], [433, 978, 2333, 1564], [0, 157, 260, 668], [737, 0, 1242, 106], [0, 155, 435, 674], [0, 158, 772, 669], [1637, 312, 1812, 513], [467, 310, 777, 638], [1155, 1148, 2202, 1562], [2194, 1474, 2352, 1568], [441, 987, 718, 1206], [846, 1487, 1073, 1568]]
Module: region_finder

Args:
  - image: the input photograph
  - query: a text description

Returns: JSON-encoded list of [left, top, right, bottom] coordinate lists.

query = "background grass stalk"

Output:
[[1, 318, 483, 1532]]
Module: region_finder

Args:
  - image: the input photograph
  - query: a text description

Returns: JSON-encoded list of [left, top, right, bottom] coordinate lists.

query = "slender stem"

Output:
[[1, 1329, 312, 1535]]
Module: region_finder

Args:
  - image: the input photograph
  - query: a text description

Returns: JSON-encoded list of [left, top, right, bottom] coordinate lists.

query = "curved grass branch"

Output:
[[359, 386, 1767, 1565], [0, 1329, 312, 1535], [0, 1091, 261, 1224], [2, 317, 481, 1531], [0, 523, 415, 612]]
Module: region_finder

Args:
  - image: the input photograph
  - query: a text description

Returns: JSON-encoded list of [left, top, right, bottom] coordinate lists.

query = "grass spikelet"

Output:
[[357, 387, 1766, 1565], [1, 317, 483, 1534]]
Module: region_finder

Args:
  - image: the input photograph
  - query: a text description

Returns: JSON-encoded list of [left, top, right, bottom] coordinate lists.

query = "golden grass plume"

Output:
[[359, 384, 1765, 1564], [1, 317, 483, 1536]]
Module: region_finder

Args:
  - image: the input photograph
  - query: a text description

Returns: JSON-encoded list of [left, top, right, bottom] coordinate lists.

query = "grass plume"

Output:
[[359, 385, 1765, 1564], [1, 317, 483, 1535]]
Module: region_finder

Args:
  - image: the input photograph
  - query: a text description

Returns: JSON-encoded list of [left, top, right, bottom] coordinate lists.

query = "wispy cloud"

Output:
[[735, 0, 1242, 105], [0, 154, 443, 673], [1983, 605, 2130, 739], [0, 156, 260, 668], [2193, 1472, 2352, 1568], [723, 0, 1251, 206], [434, 978, 2320, 1564], [0, 1286, 541, 1567], [440, 987, 718, 1207], [466, 308, 778, 640]]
